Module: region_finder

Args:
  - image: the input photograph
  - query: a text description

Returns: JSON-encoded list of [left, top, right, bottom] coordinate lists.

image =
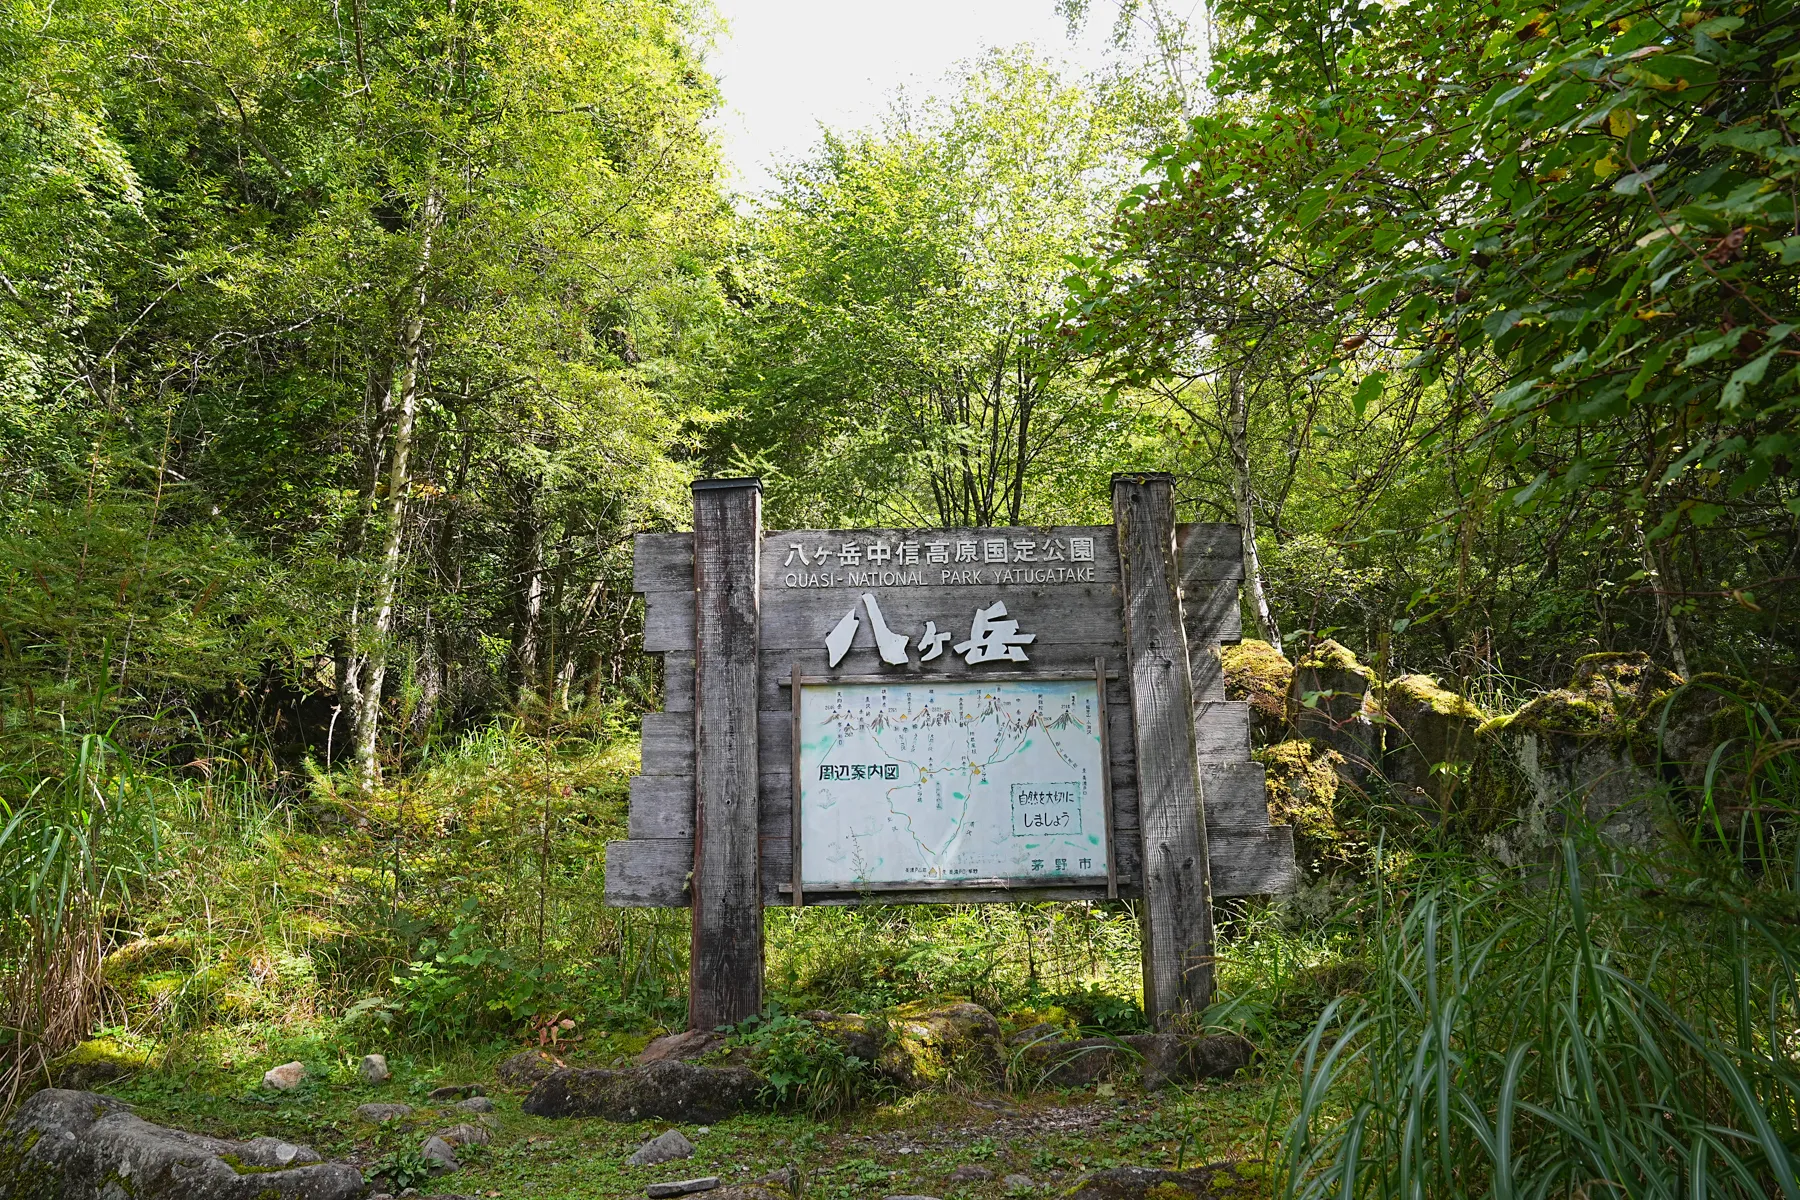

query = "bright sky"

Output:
[[706, 0, 1116, 196]]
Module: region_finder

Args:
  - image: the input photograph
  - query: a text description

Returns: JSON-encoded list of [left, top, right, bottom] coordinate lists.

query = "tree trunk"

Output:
[[351, 186, 441, 799], [1640, 533, 1691, 678], [506, 468, 546, 703], [1226, 367, 1280, 647]]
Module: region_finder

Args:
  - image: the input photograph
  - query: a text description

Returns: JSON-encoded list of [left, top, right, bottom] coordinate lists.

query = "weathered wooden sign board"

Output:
[[606, 474, 1295, 1031]]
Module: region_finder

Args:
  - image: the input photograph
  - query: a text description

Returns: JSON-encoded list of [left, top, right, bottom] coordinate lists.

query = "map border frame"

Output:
[[787, 663, 1117, 905]]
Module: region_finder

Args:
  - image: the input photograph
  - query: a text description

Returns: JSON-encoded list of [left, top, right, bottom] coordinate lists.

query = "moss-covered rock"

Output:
[[1379, 674, 1486, 809], [883, 1001, 1003, 1089], [1220, 639, 1292, 745], [1256, 739, 1359, 872], [1288, 639, 1378, 780]]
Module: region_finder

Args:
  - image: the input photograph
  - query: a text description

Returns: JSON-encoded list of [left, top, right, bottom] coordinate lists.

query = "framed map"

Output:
[[794, 676, 1113, 892]]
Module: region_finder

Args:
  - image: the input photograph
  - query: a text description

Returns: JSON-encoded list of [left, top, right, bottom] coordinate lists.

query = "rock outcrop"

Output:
[[522, 1059, 762, 1122], [0, 1088, 364, 1200], [1062, 1162, 1260, 1199]]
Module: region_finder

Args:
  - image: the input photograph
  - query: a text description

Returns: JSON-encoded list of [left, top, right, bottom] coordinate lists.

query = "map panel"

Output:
[[797, 679, 1109, 888]]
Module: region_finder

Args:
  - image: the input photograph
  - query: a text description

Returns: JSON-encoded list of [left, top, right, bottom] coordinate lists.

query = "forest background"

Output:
[[1, 0, 1797, 1194]]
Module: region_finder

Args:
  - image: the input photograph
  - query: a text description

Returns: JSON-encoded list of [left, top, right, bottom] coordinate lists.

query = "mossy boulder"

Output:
[[1474, 652, 1681, 857], [1379, 674, 1486, 809], [1289, 639, 1377, 780], [49, 1038, 150, 1092], [883, 1001, 1004, 1089], [1220, 639, 1292, 745], [1256, 739, 1357, 871], [0, 1089, 364, 1200]]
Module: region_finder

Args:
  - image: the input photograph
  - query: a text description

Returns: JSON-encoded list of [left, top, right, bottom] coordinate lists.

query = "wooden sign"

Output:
[[608, 474, 1295, 1031]]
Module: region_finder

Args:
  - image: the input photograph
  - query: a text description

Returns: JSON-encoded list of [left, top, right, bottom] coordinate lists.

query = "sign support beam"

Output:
[[1113, 472, 1216, 1029], [689, 477, 763, 1030]]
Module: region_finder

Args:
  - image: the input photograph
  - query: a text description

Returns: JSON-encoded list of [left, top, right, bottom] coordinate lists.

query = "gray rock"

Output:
[[496, 1049, 565, 1088], [455, 1095, 495, 1113], [418, 1135, 459, 1171], [0, 1088, 364, 1199], [432, 1122, 491, 1147], [947, 1164, 994, 1182], [427, 1083, 484, 1101], [628, 1128, 696, 1166], [646, 1179, 719, 1199], [357, 1102, 415, 1122], [523, 1060, 762, 1123], [262, 1061, 307, 1090], [637, 1029, 726, 1065], [1005, 1022, 1062, 1046], [1003, 1175, 1034, 1192], [753, 1165, 798, 1192], [1132, 1033, 1254, 1090], [359, 1053, 391, 1083], [882, 1196, 943, 1200]]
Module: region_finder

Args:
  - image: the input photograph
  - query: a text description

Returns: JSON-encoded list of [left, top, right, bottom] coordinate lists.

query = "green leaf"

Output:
[[1352, 371, 1386, 418]]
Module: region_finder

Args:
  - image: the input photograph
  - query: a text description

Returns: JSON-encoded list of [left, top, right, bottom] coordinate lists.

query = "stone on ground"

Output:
[[1061, 1163, 1257, 1199], [356, 1101, 414, 1122], [427, 1083, 484, 1101], [431, 1122, 491, 1147], [455, 1095, 495, 1113], [1004, 1021, 1062, 1046], [637, 1029, 726, 1064], [262, 1060, 307, 1089], [523, 1059, 762, 1122], [628, 1128, 697, 1165], [753, 1164, 798, 1191], [0, 1088, 363, 1200], [496, 1048, 566, 1088], [419, 1134, 460, 1170], [1002, 1174, 1034, 1191], [882, 1195, 944, 1200], [358, 1053, 390, 1083], [646, 1177, 720, 1198], [947, 1163, 994, 1182]]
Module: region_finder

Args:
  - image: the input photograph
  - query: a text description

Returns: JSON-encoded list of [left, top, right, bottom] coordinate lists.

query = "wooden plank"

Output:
[[1209, 826, 1297, 897], [1114, 473, 1216, 1028], [1193, 701, 1251, 763], [643, 589, 696, 652], [1182, 578, 1243, 646], [606, 830, 1287, 905], [790, 661, 803, 909], [758, 584, 1124, 656], [1176, 523, 1245, 582], [1096, 656, 1119, 900], [1191, 642, 1226, 701], [1199, 763, 1269, 830], [640, 711, 694, 776], [689, 479, 763, 1030], [629, 774, 693, 839], [661, 652, 694, 713], [754, 645, 1131, 709], [753, 705, 1136, 792], [604, 839, 690, 907], [763, 526, 1121, 587], [633, 532, 694, 593]]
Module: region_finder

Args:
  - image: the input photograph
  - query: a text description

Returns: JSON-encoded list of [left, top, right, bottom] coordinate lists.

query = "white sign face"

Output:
[[797, 679, 1109, 889]]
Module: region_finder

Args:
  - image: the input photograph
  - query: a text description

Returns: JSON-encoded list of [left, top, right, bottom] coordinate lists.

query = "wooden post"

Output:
[[689, 478, 763, 1030], [1112, 473, 1216, 1028]]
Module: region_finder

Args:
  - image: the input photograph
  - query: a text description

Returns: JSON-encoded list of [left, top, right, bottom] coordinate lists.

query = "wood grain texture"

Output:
[[1176, 523, 1245, 582], [759, 586, 1123, 656], [661, 653, 694, 712], [642, 589, 695, 653], [604, 839, 690, 907], [633, 532, 694, 593], [1198, 763, 1271, 830], [1181, 578, 1243, 646], [688, 481, 763, 1030], [762, 526, 1120, 585], [1190, 643, 1226, 702], [602, 829, 1286, 908], [1114, 473, 1217, 1028], [638, 711, 694, 776], [629, 774, 693, 839], [1193, 701, 1252, 763]]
